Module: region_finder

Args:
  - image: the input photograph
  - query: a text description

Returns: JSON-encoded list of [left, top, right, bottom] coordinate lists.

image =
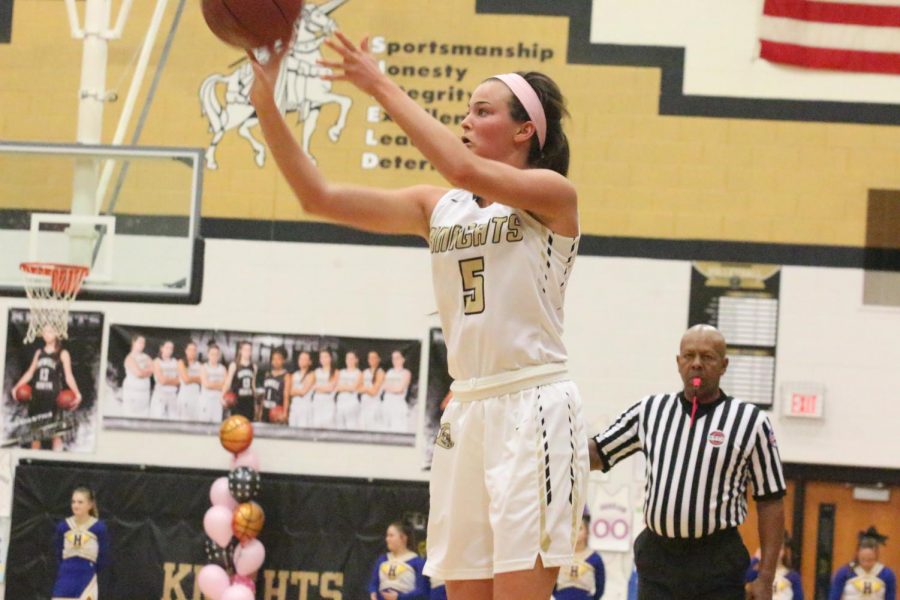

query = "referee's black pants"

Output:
[[634, 527, 750, 600]]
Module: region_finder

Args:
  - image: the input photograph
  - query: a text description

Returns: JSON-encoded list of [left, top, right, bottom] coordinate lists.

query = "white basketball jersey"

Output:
[[205, 363, 226, 387], [185, 360, 202, 386], [155, 358, 178, 389], [314, 368, 334, 393], [429, 190, 578, 381], [291, 370, 312, 397], [383, 368, 409, 395], [338, 368, 360, 390]]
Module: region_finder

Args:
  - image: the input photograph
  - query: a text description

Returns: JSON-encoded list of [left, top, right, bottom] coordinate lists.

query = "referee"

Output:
[[589, 325, 786, 600]]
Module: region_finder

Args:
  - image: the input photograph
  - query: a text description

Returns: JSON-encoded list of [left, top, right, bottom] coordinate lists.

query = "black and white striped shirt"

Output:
[[594, 391, 786, 539]]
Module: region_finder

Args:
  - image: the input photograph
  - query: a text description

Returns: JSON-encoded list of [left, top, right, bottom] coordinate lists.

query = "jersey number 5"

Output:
[[459, 257, 485, 315]]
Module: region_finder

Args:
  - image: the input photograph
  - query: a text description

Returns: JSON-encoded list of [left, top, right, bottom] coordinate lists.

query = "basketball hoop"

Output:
[[20, 262, 89, 343]]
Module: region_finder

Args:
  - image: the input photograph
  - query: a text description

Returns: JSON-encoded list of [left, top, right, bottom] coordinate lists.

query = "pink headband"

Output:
[[494, 73, 547, 150]]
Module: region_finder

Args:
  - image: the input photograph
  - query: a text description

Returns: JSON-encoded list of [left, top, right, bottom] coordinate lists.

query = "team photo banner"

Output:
[[2, 308, 103, 453], [103, 323, 422, 446]]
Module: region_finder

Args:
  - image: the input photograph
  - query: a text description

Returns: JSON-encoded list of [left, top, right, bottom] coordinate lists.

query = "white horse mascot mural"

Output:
[[199, 0, 352, 170]]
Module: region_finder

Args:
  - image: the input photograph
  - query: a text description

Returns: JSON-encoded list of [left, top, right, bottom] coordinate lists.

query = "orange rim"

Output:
[[20, 262, 89, 295]]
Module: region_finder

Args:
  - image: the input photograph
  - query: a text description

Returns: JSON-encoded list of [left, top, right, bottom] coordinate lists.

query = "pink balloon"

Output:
[[232, 574, 257, 593], [231, 449, 260, 471], [210, 477, 238, 510], [221, 584, 255, 600], [203, 505, 234, 548], [197, 564, 230, 600], [234, 538, 266, 576]]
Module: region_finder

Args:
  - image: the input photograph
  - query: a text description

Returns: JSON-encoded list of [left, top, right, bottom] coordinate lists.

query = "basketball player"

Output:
[[10, 324, 82, 451], [251, 34, 586, 599], [150, 340, 179, 420], [382, 351, 412, 433], [311, 349, 338, 429], [359, 350, 385, 431], [200, 344, 227, 423], [335, 350, 363, 429], [122, 335, 153, 419], [288, 350, 315, 427], [176, 341, 202, 421], [224, 341, 257, 421], [260, 347, 290, 423]]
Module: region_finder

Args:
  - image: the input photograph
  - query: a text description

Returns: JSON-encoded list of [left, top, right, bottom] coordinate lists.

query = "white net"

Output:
[[20, 263, 88, 343]]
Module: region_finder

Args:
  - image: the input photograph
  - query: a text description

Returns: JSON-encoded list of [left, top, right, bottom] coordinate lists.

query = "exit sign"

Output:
[[781, 384, 825, 418]]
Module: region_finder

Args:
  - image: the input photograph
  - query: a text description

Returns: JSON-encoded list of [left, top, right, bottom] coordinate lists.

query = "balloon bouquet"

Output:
[[198, 415, 267, 600]]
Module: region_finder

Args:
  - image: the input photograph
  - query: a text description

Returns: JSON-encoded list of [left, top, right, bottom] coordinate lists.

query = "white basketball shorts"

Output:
[[424, 379, 589, 580]]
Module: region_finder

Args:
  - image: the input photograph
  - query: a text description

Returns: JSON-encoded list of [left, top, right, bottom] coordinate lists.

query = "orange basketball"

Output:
[[232, 501, 265, 542], [201, 0, 304, 49], [56, 389, 78, 411], [268, 405, 286, 423], [219, 415, 254, 454], [223, 391, 237, 408], [14, 384, 32, 403]]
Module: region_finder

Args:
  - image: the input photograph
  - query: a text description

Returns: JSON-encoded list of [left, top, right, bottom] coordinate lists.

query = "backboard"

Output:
[[0, 141, 204, 303]]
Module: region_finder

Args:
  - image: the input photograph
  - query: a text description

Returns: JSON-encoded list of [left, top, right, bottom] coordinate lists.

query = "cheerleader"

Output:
[[149, 340, 179, 420], [176, 342, 202, 421], [288, 351, 315, 428], [260, 347, 290, 423], [553, 514, 605, 600], [429, 577, 447, 600], [359, 351, 385, 432], [311, 349, 338, 429], [830, 527, 896, 600], [122, 335, 152, 418], [10, 324, 82, 451], [746, 533, 803, 600], [335, 351, 363, 430], [382, 351, 412, 433], [51, 486, 109, 600], [368, 521, 428, 600], [224, 341, 257, 421], [200, 345, 227, 423]]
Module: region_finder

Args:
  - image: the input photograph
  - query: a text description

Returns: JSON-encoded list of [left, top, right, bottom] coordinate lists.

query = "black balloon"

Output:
[[204, 535, 236, 569], [228, 466, 261, 503]]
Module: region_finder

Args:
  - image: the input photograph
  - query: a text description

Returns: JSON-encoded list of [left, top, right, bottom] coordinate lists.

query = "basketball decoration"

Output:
[[222, 390, 237, 408], [219, 414, 253, 454], [56, 389, 78, 411], [268, 404, 286, 423], [232, 501, 265, 542], [201, 0, 305, 49], [14, 384, 32, 403], [228, 466, 261, 503]]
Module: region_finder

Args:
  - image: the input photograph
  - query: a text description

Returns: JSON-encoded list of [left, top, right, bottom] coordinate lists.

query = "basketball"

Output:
[[223, 390, 237, 408], [14, 384, 32, 403], [232, 501, 265, 542], [56, 389, 78, 411], [268, 405, 286, 423], [220, 415, 254, 454], [201, 0, 305, 49]]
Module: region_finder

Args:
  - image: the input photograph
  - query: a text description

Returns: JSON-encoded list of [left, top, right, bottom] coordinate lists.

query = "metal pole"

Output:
[[94, 0, 169, 214]]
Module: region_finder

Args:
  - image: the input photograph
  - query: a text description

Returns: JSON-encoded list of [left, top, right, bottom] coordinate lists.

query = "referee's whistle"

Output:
[[691, 377, 702, 388]]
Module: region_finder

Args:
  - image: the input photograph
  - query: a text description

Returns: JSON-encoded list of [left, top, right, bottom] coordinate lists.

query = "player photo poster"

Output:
[[103, 324, 421, 446], [2, 309, 103, 452], [422, 327, 451, 470]]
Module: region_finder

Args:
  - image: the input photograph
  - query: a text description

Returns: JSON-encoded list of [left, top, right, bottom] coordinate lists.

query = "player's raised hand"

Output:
[[247, 42, 290, 107], [319, 32, 384, 96]]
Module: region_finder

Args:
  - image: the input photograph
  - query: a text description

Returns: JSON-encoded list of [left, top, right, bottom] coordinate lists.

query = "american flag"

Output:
[[759, 0, 900, 74]]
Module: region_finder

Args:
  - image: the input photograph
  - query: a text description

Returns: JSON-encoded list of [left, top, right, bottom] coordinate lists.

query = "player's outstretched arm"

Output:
[[11, 351, 40, 400], [321, 33, 577, 235], [248, 47, 442, 239], [60, 350, 82, 404]]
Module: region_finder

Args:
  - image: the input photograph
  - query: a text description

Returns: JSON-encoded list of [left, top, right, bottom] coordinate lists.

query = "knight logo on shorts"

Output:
[[436, 422, 454, 449], [708, 430, 725, 447]]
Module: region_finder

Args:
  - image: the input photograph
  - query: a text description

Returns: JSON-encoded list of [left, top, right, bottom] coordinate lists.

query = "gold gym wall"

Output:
[[1, 0, 898, 247]]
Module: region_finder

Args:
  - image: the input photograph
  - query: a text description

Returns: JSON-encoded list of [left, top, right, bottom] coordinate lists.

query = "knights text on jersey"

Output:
[[429, 189, 579, 381]]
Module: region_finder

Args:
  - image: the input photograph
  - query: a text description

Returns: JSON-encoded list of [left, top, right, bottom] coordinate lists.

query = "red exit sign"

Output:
[[782, 385, 825, 418]]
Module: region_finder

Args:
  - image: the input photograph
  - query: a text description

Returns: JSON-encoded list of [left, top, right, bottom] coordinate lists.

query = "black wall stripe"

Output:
[[476, 0, 900, 126], [0, 0, 12, 44]]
